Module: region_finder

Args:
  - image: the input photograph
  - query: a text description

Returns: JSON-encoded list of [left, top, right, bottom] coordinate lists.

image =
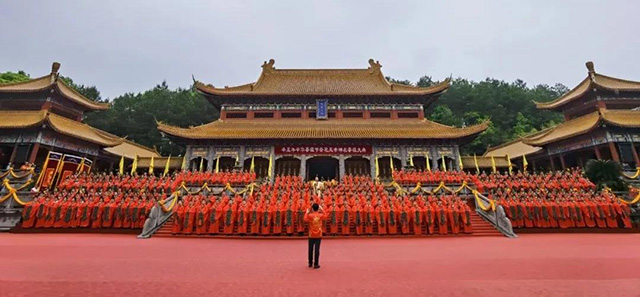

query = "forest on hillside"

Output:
[[1, 71, 566, 156]]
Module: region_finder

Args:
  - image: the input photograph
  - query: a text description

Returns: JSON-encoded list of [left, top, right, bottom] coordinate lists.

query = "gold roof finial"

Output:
[[262, 59, 275, 72], [586, 61, 595, 74], [51, 62, 61, 74]]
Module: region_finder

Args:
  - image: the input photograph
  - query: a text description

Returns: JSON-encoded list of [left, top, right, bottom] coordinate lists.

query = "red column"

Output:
[[247, 111, 255, 119], [608, 142, 621, 162], [594, 146, 602, 160], [28, 143, 40, 163], [559, 154, 567, 170], [549, 156, 556, 171], [8, 143, 18, 167]]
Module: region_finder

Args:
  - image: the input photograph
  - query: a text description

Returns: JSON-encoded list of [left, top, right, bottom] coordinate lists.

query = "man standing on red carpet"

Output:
[[304, 203, 325, 269]]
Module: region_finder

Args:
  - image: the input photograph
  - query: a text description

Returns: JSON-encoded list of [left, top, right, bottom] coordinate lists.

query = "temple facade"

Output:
[[0, 63, 158, 183], [159, 59, 488, 181], [485, 62, 640, 171]]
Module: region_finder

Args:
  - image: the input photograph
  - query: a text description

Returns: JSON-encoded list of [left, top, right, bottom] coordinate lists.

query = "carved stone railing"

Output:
[[473, 192, 517, 238], [0, 170, 35, 231], [137, 193, 178, 239]]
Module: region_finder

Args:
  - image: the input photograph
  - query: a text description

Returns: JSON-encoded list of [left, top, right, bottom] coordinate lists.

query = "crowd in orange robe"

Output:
[[483, 170, 632, 229], [20, 188, 156, 229], [393, 170, 479, 185], [171, 175, 474, 236]]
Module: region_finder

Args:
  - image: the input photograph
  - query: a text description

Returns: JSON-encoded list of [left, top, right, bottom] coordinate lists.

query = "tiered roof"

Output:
[[0, 62, 109, 111], [535, 61, 640, 111], [195, 59, 449, 102], [158, 118, 488, 140]]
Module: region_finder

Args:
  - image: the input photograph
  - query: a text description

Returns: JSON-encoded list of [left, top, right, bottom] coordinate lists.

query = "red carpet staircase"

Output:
[[469, 212, 503, 236], [152, 212, 504, 238]]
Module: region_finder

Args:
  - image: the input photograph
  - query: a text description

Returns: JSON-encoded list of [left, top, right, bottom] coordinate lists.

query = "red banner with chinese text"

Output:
[[275, 145, 372, 155]]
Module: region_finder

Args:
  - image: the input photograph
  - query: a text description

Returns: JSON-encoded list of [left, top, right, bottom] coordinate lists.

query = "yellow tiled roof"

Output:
[[195, 59, 450, 96], [524, 112, 601, 146], [601, 109, 640, 128], [461, 155, 511, 168], [0, 110, 122, 147], [536, 61, 640, 110], [103, 139, 159, 160], [0, 62, 109, 110], [158, 118, 489, 140], [136, 156, 183, 169], [483, 139, 543, 158]]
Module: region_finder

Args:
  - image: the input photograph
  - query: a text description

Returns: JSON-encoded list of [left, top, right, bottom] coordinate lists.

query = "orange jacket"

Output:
[[304, 211, 326, 238]]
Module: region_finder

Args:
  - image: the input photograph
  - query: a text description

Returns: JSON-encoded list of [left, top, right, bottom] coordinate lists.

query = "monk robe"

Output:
[[195, 203, 209, 235], [43, 200, 56, 228], [102, 201, 115, 228], [236, 205, 249, 235], [113, 201, 124, 228], [364, 205, 374, 235], [272, 205, 283, 235], [21, 201, 38, 228], [91, 201, 103, 228], [573, 204, 585, 228], [52, 201, 65, 228], [353, 205, 363, 235], [523, 202, 534, 228], [450, 206, 460, 235], [143, 200, 154, 228], [425, 205, 435, 234], [603, 203, 618, 228], [71, 201, 82, 227], [411, 206, 422, 236], [295, 205, 305, 234], [249, 204, 261, 235], [122, 200, 132, 228], [436, 206, 448, 235], [184, 204, 197, 234], [400, 206, 410, 235], [222, 203, 235, 234], [462, 206, 473, 233], [387, 205, 398, 235], [582, 201, 596, 228], [35, 201, 48, 228], [615, 202, 632, 228], [565, 202, 576, 228], [328, 206, 339, 235], [341, 205, 351, 235], [284, 205, 294, 235], [172, 205, 184, 234], [593, 202, 607, 228], [79, 201, 91, 228], [260, 205, 272, 235], [130, 201, 140, 229], [376, 205, 387, 235]]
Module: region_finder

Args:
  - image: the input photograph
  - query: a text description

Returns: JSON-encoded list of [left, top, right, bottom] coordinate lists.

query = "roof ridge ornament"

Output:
[[586, 61, 596, 82], [368, 59, 382, 74], [262, 59, 276, 73], [51, 62, 61, 83]]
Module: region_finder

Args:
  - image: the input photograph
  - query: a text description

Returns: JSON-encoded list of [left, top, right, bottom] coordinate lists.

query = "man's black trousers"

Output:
[[308, 238, 321, 266]]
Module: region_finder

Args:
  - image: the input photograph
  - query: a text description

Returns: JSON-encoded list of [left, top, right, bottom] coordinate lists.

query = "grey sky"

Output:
[[1, 0, 639, 99]]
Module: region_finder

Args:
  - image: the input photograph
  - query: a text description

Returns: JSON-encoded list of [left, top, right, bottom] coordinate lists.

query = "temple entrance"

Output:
[[345, 156, 370, 176], [306, 156, 339, 181], [243, 156, 269, 178], [275, 157, 301, 176]]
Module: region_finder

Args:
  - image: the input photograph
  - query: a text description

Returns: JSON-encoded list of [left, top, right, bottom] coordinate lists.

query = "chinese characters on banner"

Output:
[[275, 145, 372, 155], [316, 99, 328, 119]]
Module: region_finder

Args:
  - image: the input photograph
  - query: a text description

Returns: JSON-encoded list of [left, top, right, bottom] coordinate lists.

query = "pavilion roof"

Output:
[[103, 139, 160, 160], [0, 110, 121, 147], [535, 61, 640, 111], [157, 118, 488, 140], [461, 155, 511, 168], [135, 156, 183, 169], [0, 62, 109, 111], [194, 59, 450, 98]]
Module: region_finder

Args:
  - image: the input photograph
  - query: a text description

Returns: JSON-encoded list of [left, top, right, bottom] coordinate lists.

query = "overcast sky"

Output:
[[1, 0, 639, 99]]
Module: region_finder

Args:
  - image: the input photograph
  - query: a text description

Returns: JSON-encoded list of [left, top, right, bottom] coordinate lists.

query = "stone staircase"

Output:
[[469, 211, 503, 236]]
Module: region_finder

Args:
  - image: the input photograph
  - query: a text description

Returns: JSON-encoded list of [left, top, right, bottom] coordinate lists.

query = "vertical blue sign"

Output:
[[316, 99, 328, 120]]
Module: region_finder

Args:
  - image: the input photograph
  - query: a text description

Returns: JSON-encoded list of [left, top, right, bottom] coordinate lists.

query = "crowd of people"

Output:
[[170, 175, 474, 236], [476, 169, 595, 193], [20, 188, 156, 229], [393, 170, 478, 185]]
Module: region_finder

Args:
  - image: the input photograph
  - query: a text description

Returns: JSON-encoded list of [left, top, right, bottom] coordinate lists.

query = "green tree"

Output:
[[429, 105, 462, 127], [60, 76, 103, 102], [0, 71, 30, 84]]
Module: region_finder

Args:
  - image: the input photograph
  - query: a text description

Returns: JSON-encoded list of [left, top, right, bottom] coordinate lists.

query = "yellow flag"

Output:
[[131, 155, 138, 175], [390, 156, 395, 172], [522, 154, 528, 171], [181, 156, 187, 171], [163, 155, 171, 177], [118, 156, 124, 176], [441, 154, 447, 172], [507, 154, 513, 175], [375, 157, 379, 177], [425, 154, 431, 172], [473, 154, 480, 174], [409, 154, 414, 167], [148, 156, 154, 174], [215, 156, 220, 173], [268, 154, 273, 178], [249, 156, 255, 173], [491, 156, 497, 173], [76, 157, 85, 173], [199, 157, 204, 172], [458, 156, 463, 171]]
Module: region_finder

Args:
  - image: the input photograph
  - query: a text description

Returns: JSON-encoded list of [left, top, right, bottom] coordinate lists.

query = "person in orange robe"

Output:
[[195, 199, 209, 235], [592, 201, 607, 228], [411, 202, 422, 236], [614, 201, 632, 228], [184, 200, 197, 234], [236, 201, 249, 235], [523, 200, 534, 228], [52, 198, 66, 228], [35, 196, 49, 228], [129, 198, 140, 229], [249, 201, 261, 235], [581, 200, 596, 228], [387, 203, 398, 235], [462, 204, 473, 233], [122, 198, 133, 229], [43, 197, 58, 228], [546, 201, 558, 228], [284, 202, 295, 235], [352, 202, 363, 235], [222, 200, 235, 235], [364, 201, 374, 235], [341, 202, 351, 236], [91, 198, 103, 228], [400, 204, 410, 235], [102, 199, 116, 228], [295, 199, 306, 235], [436, 202, 447, 235], [172, 201, 185, 234], [327, 202, 338, 235], [260, 202, 272, 235], [376, 203, 387, 235], [572, 201, 585, 228], [272, 201, 283, 235], [425, 203, 435, 234], [113, 199, 124, 229], [21, 196, 39, 228]]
